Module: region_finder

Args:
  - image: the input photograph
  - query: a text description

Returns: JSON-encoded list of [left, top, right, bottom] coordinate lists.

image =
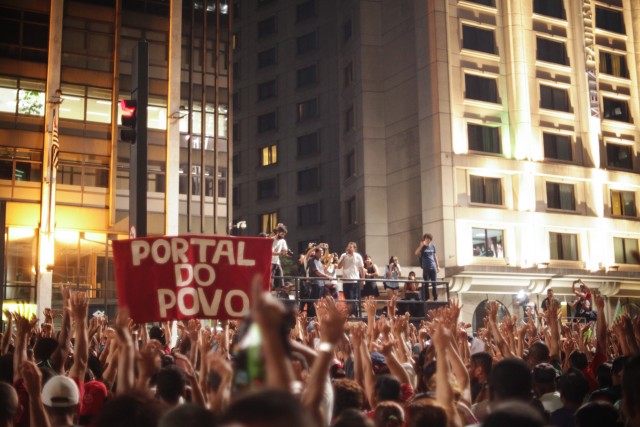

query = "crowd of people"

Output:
[[0, 274, 639, 427]]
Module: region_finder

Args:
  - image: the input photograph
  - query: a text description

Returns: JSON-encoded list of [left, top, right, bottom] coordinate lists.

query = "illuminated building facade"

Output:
[[233, 0, 640, 322], [0, 0, 231, 316]]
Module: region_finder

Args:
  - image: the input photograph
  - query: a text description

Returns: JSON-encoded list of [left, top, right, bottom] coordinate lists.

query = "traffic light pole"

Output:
[[130, 40, 148, 238]]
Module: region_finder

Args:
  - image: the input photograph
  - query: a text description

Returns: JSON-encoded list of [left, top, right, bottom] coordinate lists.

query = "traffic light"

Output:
[[120, 99, 137, 142]]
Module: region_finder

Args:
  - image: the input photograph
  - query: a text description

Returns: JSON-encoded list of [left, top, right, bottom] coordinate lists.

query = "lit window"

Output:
[[462, 25, 496, 54], [536, 37, 569, 65], [611, 190, 636, 217], [472, 228, 504, 258], [298, 202, 321, 226], [259, 212, 278, 233], [297, 65, 317, 88], [297, 131, 319, 157], [257, 177, 278, 199], [17, 80, 45, 116], [297, 98, 318, 121], [297, 167, 320, 192], [602, 97, 632, 122], [599, 51, 629, 78], [614, 237, 639, 264], [606, 143, 633, 170], [296, 31, 317, 55], [469, 175, 502, 205], [258, 79, 277, 101], [533, 0, 566, 19], [260, 145, 277, 166], [468, 124, 501, 154], [465, 74, 499, 103], [543, 133, 572, 161], [550, 232, 578, 261], [546, 182, 575, 211], [595, 7, 626, 35], [540, 85, 570, 112]]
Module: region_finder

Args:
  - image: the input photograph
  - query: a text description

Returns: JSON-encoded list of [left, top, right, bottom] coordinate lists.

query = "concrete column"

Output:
[[504, 0, 533, 161], [166, 0, 183, 236], [37, 0, 64, 316]]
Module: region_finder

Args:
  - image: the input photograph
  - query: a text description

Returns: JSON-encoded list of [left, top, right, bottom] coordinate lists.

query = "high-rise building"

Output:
[[0, 0, 231, 316], [233, 0, 640, 323]]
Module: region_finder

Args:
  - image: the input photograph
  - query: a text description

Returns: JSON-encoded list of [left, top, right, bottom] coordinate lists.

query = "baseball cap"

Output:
[[42, 375, 80, 408], [80, 380, 108, 416]]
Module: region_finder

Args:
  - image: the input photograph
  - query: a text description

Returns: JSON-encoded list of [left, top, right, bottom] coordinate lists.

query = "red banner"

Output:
[[112, 235, 272, 322]]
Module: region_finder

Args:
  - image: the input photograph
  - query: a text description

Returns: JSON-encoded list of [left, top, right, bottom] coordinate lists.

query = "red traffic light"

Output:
[[120, 99, 137, 118], [120, 99, 137, 142]]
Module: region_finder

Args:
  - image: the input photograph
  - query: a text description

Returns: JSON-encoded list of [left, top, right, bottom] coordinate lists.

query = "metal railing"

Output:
[[272, 275, 450, 319]]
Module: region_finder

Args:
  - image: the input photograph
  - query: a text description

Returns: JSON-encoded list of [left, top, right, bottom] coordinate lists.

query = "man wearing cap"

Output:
[[41, 375, 81, 427], [532, 362, 562, 414], [271, 224, 289, 290]]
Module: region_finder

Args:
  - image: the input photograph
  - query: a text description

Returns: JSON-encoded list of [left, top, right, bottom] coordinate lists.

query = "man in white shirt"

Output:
[[337, 242, 364, 315], [271, 224, 289, 290]]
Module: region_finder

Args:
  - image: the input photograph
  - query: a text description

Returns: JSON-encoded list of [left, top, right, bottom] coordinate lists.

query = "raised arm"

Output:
[[2, 310, 13, 355], [12, 313, 37, 382], [114, 308, 135, 394], [486, 301, 515, 359], [21, 361, 51, 427], [69, 291, 89, 380], [432, 324, 462, 427]]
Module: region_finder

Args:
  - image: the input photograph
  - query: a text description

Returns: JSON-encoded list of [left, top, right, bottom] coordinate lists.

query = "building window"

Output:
[[465, 74, 499, 103], [298, 202, 321, 226], [296, 64, 317, 88], [345, 106, 354, 132], [533, 0, 566, 19], [611, 190, 637, 217], [257, 47, 277, 68], [470, 175, 502, 205], [296, 31, 317, 55], [0, 147, 42, 183], [297, 131, 319, 157], [345, 150, 355, 178], [472, 228, 504, 258], [260, 145, 277, 166], [599, 51, 629, 78], [344, 62, 353, 87], [465, 0, 494, 6], [343, 19, 352, 43], [603, 97, 631, 122], [233, 153, 240, 175], [257, 79, 277, 101], [536, 37, 569, 65], [546, 182, 576, 211], [298, 167, 320, 192], [462, 25, 496, 54], [606, 143, 633, 170], [257, 111, 277, 133], [233, 185, 241, 206], [543, 133, 572, 161], [257, 16, 277, 38], [257, 177, 278, 200], [346, 196, 356, 225], [540, 85, 570, 112], [614, 237, 639, 264], [550, 232, 578, 261], [259, 212, 278, 233], [468, 124, 501, 154], [58, 153, 109, 188], [595, 7, 626, 35], [0, 7, 49, 63], [297, 98, 318, 121], [296, 0, 316, 22]]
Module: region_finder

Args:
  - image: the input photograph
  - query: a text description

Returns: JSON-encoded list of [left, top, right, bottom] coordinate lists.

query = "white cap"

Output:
[[42, 376, 80, 408]]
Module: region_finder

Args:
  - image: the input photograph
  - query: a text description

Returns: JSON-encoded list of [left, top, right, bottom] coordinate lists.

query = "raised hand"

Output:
[[486, 301, 498, 323], [363, 296, 377, 319], [69, 291, 89, 322]]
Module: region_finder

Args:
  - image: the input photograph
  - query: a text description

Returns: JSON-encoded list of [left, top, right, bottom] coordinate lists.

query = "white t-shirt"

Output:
[[272, 238, 288, 265], [340, 252, 364, 281]]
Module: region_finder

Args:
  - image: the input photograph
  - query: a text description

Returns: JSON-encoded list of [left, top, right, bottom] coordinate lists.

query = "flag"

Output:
[[51, 109, 59, 172], [613, 298, 622, 321]]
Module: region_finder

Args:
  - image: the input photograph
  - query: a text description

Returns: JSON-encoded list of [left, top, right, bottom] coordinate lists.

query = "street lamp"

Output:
[[230, 220, 247, 235]]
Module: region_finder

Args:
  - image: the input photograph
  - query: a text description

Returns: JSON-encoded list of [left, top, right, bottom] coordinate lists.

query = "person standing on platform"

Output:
[[338, 242, 365, 315], [415, 233, 441, 301]]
